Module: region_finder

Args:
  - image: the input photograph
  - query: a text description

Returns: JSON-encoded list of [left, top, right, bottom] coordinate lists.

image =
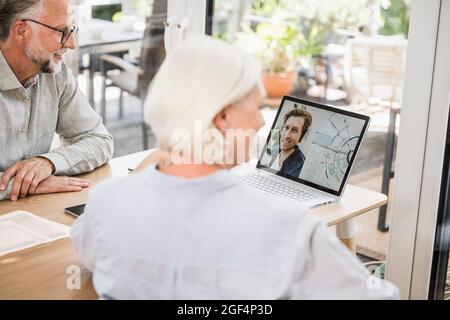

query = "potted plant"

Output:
[[236, 20, 325, 98], [257, 21, 300, 98]]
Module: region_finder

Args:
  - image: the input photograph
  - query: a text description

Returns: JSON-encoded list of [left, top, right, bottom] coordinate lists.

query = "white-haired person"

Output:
[[71, 35, 399, 300]]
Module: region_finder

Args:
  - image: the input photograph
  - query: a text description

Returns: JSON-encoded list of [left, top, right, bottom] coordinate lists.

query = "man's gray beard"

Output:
[[25, 46, 59, 74], [28, 52, 55, 73], [36, 59, 53, 73]]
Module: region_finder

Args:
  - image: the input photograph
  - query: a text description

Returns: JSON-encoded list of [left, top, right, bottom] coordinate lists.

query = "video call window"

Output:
[[259, 100, 367, 192]]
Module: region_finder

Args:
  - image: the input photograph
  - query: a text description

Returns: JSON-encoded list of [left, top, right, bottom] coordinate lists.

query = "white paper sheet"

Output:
[[0, 210, 69, 256]]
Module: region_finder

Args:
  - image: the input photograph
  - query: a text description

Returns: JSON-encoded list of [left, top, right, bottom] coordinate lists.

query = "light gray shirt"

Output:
[[71, 166, 399, 299], [0, 49, 113, 200]]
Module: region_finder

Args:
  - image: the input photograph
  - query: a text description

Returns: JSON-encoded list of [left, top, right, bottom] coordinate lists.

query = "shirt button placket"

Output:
[[21, 96, 31, 158]]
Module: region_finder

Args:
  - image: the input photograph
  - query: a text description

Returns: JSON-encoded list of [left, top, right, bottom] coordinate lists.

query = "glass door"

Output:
[[385, 0, 450, 299]]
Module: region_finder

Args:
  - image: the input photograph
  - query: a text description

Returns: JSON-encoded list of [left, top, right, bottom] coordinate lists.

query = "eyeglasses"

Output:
[[22, 18, 79, 45]]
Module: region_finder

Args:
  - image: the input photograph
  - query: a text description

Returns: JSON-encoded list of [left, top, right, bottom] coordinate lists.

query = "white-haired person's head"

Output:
[[144, 35, 266, 166]]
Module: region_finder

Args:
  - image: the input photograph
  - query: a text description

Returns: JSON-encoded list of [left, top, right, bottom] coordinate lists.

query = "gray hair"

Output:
[[144, 35, 265, 164], [0, 0, 42, 42]]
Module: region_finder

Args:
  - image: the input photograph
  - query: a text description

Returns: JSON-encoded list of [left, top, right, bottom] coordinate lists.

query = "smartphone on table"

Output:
[[65, 204, 86, 218]]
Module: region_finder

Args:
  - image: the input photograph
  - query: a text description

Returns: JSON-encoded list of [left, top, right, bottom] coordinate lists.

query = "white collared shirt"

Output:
[[71, 166, 399, 299]]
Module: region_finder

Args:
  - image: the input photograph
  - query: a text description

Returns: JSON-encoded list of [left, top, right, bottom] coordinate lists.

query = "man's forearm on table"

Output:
[[39, 133, 114, 176]]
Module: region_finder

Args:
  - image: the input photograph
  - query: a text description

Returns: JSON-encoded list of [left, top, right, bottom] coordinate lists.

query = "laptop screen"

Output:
[[257, 96, 370, 197]]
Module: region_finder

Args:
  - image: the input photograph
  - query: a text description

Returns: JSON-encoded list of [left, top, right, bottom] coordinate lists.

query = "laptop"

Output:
[[236, 96, 370, 208]]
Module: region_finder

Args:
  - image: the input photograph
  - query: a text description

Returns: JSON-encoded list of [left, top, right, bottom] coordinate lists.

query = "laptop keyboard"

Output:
[[241, 173, 317, 202]]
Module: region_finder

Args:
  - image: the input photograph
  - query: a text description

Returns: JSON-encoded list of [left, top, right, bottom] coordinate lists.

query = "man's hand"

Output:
[[0, 157, 55, 201], [29, 176, 90, 195]]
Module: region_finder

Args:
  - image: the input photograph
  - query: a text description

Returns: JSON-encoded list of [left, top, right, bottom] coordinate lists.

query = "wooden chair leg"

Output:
[[142, 122, 149, 150], [378, 107, 399, 232], [88, 55, 96, 108], [140, 92, 149, 150], [118, 90, 124, 119], [100, 60, 107, 124]]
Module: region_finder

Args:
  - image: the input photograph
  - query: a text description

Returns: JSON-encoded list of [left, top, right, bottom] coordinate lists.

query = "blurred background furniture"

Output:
[[344, 36, 407, 232], [378, 105, 400, 232], [344, 36, 407, 108], [78, 18, 144, 107], [100, 1, 167, 149]]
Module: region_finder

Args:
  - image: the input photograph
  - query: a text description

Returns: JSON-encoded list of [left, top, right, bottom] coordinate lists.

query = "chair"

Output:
[[100, 2, 167, 149], [344, 36, 407, 232], [344, 36, 407, 107]]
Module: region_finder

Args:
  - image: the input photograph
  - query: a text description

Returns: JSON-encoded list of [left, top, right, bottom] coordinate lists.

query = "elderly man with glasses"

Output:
[[0, 0, 113, 201]]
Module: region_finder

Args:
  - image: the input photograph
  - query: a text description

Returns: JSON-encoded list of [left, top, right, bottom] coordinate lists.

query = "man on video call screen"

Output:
[[264, 107, 312, 177], [260, 101, 366, 191]]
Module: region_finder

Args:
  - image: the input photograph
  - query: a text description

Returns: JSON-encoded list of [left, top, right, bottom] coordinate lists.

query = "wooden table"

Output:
[[0, 151, 386, 299]]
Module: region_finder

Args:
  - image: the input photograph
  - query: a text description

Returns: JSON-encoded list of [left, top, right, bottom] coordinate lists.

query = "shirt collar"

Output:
[[143, 165, 240, 193], [0, 49, 36, 91], [22, 75, 38, 89]]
